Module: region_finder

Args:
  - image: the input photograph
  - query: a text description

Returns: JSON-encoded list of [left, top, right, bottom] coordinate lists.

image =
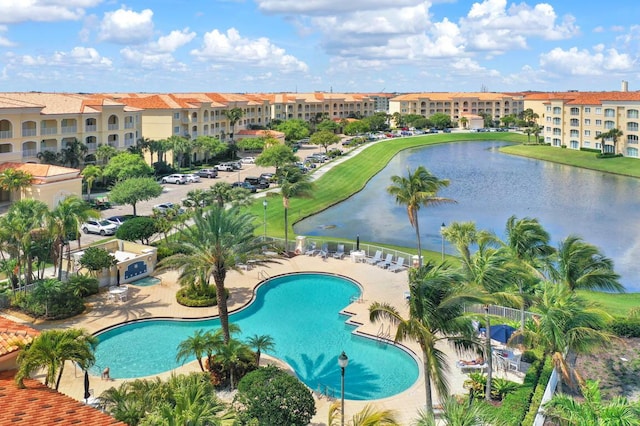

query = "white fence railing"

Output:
[[534, 367, 558, 426], [463, 304, 536, 323]]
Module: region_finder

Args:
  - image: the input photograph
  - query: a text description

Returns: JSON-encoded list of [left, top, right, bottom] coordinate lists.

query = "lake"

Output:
[[294, 141, 640, 292]]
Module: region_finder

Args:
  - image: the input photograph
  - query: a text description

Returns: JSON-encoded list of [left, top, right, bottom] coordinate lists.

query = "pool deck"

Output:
[[10, 254, 524, 425]]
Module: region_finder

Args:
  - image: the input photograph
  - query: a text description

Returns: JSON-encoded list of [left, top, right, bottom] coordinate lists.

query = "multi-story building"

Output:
[[389, 92, 526, 126], [265, 92, 377, 122], [524, 84, 640, 158]]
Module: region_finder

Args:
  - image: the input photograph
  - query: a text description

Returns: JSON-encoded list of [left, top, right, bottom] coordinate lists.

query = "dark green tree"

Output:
[[79, 247, 117, 277], [103, 152, 154, 181], [109, 177, 162, 216], [115, 217, 157, 245]]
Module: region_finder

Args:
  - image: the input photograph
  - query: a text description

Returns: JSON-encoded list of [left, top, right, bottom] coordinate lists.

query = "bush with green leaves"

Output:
[[176, 286, 227, 307], [67, 274, 99, 297], [116, 216, 157, 245], [609, 317, 640, 338], [14, 278, 85, 319], [79, 247, 117, 276], [234, 365, 316, 426]]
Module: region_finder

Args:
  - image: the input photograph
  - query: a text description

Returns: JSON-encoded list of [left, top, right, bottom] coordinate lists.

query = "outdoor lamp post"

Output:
[[263, 200, 268, 240], [440, 222, 446, 261], [338, 351, 349, 426]]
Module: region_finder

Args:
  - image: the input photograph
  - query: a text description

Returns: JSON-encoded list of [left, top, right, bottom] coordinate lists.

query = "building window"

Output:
[[604, 120, 615, 129], [595, 142, 601, 149], [595, 107, 602, 114], [628, 135, 639, 144], [570, 107, 579, 115], [553, 107, 562, 114], [595, 119, 602, 126], [627, 109, 639, 119], [584, 119, 591, 125], [553, 128, 561, 136], [584, 141, 590, 147], [584, 130, 591, 136], [546, 106, 551, 112], [570, 140, 579, 149], [553, 117, 561, 125], [627, 147, 639, 157], [570, 118, 579, 126], [174, 126, 180, 134], [570, 130, 579, 137], [604, 108, 615, 117], [553, 138, 561, 146], [584, 107, 591, 113], [174, 112, 180, 119], [627, 122, 638, 132]]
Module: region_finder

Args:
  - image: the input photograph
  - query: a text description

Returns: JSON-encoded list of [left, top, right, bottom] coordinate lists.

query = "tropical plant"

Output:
[[544, 379, 640, 425], [414, 396, 500, 426], [79, 247, 117, 277], [255, 143, 298, 175], [168, 135, 192, 168], [310, 130, 341, 153], [595, 128, 624, 154], [387, 166, 455, 267], [108, 177, 163, 216], [0, 168, 33, 202], [222, 107, 244, 141], [95, 143, 118, 166], [103, 152, 154, 181], [59, 138, 88, 168], [369, 262, 474, 411], [246, 334, 275, 366], [80, 165, 102, 201], [328, 401, 400, 426], [215, 337, 254, 389], [16, 328, 97, 390], [278, 166, 313, 255], [176, 329, 213, 372], [157, 206, 264, 343]]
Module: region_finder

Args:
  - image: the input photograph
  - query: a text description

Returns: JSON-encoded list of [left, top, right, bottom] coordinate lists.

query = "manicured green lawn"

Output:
[[578, 290, 640, 317], [500, 144, 640, 177]]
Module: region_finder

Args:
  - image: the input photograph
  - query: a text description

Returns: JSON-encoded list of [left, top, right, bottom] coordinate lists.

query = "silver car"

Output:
[[161, 174, 188, 184], [81, 219, 118, 236], [185, 173, 201, 183]]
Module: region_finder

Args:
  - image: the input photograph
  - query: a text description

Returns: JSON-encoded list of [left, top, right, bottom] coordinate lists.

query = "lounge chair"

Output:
[[319, 243, 329, 259], [377, 254, 393, 269], [388, 257, 405, 273], [366, 250, 383, 265], [456, 360, 488, 373], [332, 244, 346, 259], [305, 242, 318, 256]]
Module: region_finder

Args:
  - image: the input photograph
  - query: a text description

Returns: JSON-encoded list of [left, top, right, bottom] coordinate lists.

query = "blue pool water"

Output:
[[92, 273, 419, 400], [129, 276, 161, 287]]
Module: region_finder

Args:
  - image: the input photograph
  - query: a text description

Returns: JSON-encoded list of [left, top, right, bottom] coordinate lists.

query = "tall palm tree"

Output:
[[80, 164, 102, 201], [222, 107, 244, 141], [16, 328, 97, 390], [176, 329, 212, 372], [499, 215, 554, 330], [0, 168, 33, 202], [246, 334, 275, 365], [279, 166, 313, 255], [60, 138, 88, 168], [551, 234, 623, 292], [387, 166, 455, 267], [168, 135, 192, 169], [369, 262, 474, 411], [215, 337, 254, 389], [49, 195, 98, 277], [525, 282, 615, 392], [328, 402, 400, 426], [158, 206, 263, 343], [544, 380, 640, 426], [95, 144, 118, 166], [595, 128, 624, 154], [441, 221, 483, 272]]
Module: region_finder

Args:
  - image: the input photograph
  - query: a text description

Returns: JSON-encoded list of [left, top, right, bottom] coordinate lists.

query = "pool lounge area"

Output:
[[40, 253, 523, 425]]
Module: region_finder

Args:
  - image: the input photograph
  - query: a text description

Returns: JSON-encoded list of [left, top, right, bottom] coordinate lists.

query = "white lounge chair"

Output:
[[305, 242, 318, 256], [319, 243, 329, 259], [366, 250, 383, 265], [456, 360, 488, 373], [332, 244, 346, 259], [388, 257, 405, 273], [377, 254, 393, 269]]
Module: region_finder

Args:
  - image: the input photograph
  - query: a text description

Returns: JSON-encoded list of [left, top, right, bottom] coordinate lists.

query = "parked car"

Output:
[[81, 219, 118, 236], [196, 168, 218, 178], [241, 157, 255, 164], [443, 128, 452, 133], [185, 173, 201, 183], [153, 202, 186, 215], [231, 181, 257, 193], [106, 215, 134, 227], [161, 174, 188, 184], [260, 172, 275, 181], [244, 176, 270, 189], [229, 161, 242, 170], [215, 163, 234, 172]]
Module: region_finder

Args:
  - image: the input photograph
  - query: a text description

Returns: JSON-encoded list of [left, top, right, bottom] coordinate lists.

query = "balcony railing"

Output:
[[61, 126, 77, 133], [0, 130, 13, 139], [124, 138, 134, 147], [22, 129, 36, 137], [86, 143, 97, 151], [108, 124, 118, 131], [22, 149, 37, 158], [41, 127, 58, 135], [85, 125, 97, 132], [124, 122, 134, 129]]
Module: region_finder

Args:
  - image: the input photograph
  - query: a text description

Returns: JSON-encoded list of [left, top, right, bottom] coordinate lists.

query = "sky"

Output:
[[0, 0, 638, 94]]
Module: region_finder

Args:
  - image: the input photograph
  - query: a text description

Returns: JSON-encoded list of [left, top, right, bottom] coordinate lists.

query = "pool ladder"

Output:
[[377, 324, 392, 343], [258, 270, 270, 280], [316, 383, 336, 400]]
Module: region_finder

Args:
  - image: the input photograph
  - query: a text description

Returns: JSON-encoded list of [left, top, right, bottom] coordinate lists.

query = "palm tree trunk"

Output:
[[213, 272, 230, 343], [284, 205, 289, 257], [484, 311, 493, 401], [55, 363, 65, 390], [423, 356, 433, 411], [414, 215, 423, 267]]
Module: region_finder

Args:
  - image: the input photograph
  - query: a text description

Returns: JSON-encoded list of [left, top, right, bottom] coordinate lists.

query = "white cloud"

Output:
[[256, 0, 424, 15], [191, 28, 308, 72], [539, 46, 634, 76], [98, 7, 154, 44], [0, 0, 102, 24], [15, 46, 112, 68], [0, 25, 14, 47], [151, 29, 196, 53], [119, 29, 196, 71]]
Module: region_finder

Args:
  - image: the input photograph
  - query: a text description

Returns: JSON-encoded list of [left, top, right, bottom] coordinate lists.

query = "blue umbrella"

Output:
[[490, 324, 515, 344]]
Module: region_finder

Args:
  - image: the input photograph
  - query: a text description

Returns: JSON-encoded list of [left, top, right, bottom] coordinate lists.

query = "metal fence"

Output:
[[463, 304, 536, 323]]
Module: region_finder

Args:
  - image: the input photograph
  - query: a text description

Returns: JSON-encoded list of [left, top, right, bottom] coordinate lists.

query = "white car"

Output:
[[161, 174, 187, 184], [153, 202, 186, 215], [81, 219, 118, 236], [215, 163, 234, 172], [241, 157, 255, 164], [185, 173, 201, 183]]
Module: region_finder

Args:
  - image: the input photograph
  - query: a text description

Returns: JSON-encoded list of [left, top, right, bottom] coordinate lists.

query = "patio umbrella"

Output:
[[490, 324, 516, 344], [83, 370, 91, 401]]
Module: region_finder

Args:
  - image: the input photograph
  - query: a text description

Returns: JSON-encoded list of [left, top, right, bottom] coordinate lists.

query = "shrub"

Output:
[[67, 274, 99, 297], [14, 279, 85, 320], [176, 286, 228, 307], [522, 357, 554, 426], [609, 317, 640, 338], [491, 378, 519, 401], [116, 216, 157, 245]]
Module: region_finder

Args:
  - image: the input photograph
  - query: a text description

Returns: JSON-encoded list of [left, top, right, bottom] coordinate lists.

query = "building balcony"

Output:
[[86, 143, 97, 151], [85, 125, 97, 132], [124, 138, 134, 147], [108, 124, 119, 131], [61, 126, 77, 134], [22, 129, 36, 137], [22, 149, 37, 158], [41, 127, 57, 135], [124, 122, 135, 129]]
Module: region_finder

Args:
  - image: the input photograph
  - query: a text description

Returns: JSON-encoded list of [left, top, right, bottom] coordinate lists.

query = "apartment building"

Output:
[[265, 92, 377, 122], [389, 92, 526, 125], [524, 88, 640, 158]]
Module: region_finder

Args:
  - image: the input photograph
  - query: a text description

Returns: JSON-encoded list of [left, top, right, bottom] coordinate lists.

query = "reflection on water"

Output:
[[294, 141, 640, 291]]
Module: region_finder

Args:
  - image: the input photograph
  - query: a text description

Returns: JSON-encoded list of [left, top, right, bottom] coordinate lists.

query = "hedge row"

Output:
[[609, 317, 640, 338], [522, 357, 555, 426]]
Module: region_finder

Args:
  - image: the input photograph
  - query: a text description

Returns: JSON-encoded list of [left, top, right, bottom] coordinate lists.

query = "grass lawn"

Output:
[[578, 290, 640, 317], [500, 144, 640, 178]]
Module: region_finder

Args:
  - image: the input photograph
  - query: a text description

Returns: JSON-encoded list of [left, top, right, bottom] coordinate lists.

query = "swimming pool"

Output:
[[129, 276, 161, 287], [92, 273, 419, 400]]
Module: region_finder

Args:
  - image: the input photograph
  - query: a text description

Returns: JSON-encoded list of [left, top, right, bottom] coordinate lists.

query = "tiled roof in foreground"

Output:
[[0, 317, 39, 356]]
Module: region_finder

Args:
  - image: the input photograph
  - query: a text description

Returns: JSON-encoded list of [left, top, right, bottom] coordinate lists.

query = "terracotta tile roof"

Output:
[[524, 91, 640, 105], [117, 94, 172, 110], [0, 317, 39, 357], [0, 369, 127, 426], [0, 162, 79, 178]]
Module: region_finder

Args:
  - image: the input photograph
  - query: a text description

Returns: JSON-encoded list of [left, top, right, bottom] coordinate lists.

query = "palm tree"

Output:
[[596, 128, 624, 154], [387, 166, 455, 267], [49, 195, 98, 277], [459, 116, 468, 129], [414, 396, 499, 426], [99, 381, 148, 425], [328, 402, 400, 425], [16, 328, 97, 390], [215, 337, 254, 389], [176, 329, 213, 372], [168, 135, 192, 169], [246, 334, 275, 365], [544, 380, 640, 426], [441, 221, 482, 272], [369, 262, 474, 411], [158, 206, 264, 343], [526, 282, 615, 391], [80, 165, 102, 201], [222, 107, 244, 141], [95, 144, 117, 166], [279, 166, 313, 255], [60, 138, 88, 168], [551, 234, 623, 292], [0, 168, 33, 202]]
